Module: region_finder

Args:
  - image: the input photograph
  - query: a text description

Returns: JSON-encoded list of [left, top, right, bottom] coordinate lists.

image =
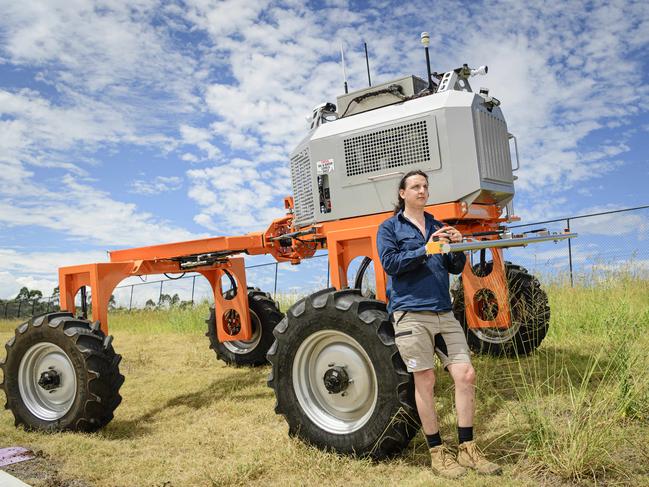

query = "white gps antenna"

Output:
[[421, 32, 434, 91]]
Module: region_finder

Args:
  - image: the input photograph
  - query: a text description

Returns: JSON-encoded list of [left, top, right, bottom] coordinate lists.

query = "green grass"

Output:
[[1, 276, 648, 486]]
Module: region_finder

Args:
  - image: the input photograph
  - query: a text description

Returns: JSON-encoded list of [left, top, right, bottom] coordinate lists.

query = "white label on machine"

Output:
[[317, 158, 334, 175]]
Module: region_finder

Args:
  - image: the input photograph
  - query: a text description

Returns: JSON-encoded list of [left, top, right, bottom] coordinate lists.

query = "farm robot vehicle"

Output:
[[1, 35, 574, 459]]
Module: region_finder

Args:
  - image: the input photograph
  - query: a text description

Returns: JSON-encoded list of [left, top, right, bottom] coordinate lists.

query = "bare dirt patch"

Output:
[[1, 451, 91, 487]]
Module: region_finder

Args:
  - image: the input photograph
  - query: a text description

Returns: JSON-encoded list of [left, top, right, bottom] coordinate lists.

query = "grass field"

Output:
[[1, 276, 648, 486]]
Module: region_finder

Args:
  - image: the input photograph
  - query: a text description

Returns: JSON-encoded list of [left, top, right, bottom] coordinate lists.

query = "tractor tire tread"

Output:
[[267, 288, 419, 460], [0, 313, 123, 432], [452, 262, 549, 356], [206, 287, 284, 367]]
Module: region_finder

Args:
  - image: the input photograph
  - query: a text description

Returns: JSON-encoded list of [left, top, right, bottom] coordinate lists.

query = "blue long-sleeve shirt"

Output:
[[377, 210, 466, 315]]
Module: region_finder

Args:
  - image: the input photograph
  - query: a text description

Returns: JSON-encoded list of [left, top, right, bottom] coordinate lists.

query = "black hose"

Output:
[[353, 257, 372, 290], [163, 272, 186, 280]]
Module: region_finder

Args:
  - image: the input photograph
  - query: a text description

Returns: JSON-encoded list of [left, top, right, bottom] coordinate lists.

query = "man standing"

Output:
[[377, 170, 501, 478]]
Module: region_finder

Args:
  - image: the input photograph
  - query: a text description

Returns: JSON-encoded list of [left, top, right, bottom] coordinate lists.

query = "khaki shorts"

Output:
[[393, 310, 471, 372]]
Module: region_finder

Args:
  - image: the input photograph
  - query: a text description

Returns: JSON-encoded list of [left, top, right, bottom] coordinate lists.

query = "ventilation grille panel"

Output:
[[474, 110, 513, 183], [344, 120, 430, 177], [290, 148, 315, 225]]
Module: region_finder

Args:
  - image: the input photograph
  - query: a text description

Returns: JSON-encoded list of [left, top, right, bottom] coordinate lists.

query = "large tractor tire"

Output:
[[206, 287, 284, 366], [451, 262, 550, 356], [0, 312, 124, 432], [267, 288, 420, 459]]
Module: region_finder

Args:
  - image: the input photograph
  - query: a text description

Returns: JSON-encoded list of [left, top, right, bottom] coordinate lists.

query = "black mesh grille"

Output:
[[344, 120, 430, 177]]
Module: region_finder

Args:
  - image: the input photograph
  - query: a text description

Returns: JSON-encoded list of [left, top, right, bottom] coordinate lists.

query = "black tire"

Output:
[[206, 287, 284, 366], [451, 262, 550, 356], [267, 288, 420, 459], [0, 312, 124, 432]]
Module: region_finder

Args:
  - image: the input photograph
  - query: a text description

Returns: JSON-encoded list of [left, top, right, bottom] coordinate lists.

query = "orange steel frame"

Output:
[[58, 200, 513, 339]]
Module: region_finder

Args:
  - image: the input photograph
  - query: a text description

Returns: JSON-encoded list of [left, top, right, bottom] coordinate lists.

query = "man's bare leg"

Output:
[[415, 368, 468, 478], [448, 363, 501, 474], [412, 368, 438, 434], [447, 363, 476, 427]]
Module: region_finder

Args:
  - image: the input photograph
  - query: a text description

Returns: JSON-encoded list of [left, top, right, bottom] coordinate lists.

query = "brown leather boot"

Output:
[[457, 440, 502, 475], [429, 445, 468, 479]]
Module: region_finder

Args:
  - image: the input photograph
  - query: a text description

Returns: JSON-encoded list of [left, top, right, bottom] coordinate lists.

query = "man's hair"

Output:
[[394, 170, 429, 215]]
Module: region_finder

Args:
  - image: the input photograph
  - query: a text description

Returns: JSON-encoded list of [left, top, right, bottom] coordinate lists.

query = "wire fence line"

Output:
[[2, 205, 648, 320]]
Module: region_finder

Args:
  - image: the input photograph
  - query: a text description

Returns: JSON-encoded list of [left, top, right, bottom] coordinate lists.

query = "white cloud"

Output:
[[0, 175, 203, 247], [179, 124, 221, 159], [187, 159, 288, 234], [0, 272, 58, 301], [454, 0, 649, 202], [0, 248, 110, 299], [569, 205, 649, 239], [181, 153, 200, 162], [129, 176, 183, 195]]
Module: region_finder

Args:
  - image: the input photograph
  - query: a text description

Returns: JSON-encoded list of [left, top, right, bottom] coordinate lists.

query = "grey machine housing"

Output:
[[289, 72, 517, 228]]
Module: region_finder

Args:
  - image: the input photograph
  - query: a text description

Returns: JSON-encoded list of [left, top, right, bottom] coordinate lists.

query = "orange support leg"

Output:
[[59, 262, 133, 334], [198, 257, 252, 342], [325, 223, 387, 302], [461, 249, 511, 329]]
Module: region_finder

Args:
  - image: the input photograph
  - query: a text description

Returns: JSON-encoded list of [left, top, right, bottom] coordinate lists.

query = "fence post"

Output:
[[326, 261, 330, 288], [129, 285, 134, 311], [191, 276, 196, 305], [17, 300, 22, 319], [567, 218, 574, 287], [274, 263, 278, 298], [159, 280, 164, 304]]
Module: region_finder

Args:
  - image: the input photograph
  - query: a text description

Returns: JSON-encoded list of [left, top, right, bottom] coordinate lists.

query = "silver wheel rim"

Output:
[[472, 320, 521, 343], [223, 309, 262, 354], [292, 330, 378, 435], [18, 342, 77, 421]]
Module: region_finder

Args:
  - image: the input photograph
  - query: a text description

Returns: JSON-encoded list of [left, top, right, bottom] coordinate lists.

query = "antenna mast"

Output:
[[363, 41, 372, 87], [340, 43, 348, 94]]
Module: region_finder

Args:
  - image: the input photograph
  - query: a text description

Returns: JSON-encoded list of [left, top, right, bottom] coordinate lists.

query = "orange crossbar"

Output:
[[109, 234, 265, 262]]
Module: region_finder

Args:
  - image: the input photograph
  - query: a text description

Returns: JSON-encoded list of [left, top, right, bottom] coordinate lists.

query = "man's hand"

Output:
[[430, 226, 463, 244]]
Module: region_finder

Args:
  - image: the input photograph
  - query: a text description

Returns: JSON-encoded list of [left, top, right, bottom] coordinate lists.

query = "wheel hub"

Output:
[[18, 342, 78, 421], [223, 309, 263, 355], [323, 366, 349, 394], [38, 368, 61, 391], [292, 329, 378, 434]]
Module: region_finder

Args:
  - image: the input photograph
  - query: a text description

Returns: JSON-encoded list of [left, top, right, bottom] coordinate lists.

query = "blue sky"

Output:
[[0, 0, 648, 300]]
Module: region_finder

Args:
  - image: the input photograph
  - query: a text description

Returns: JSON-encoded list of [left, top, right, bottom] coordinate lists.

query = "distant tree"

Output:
[[158, 293, 180, 308], [15, 287, 30, 300], [108, 294, 117, 310], [15, 287, 43, 301], [145, 299, 156, 309]]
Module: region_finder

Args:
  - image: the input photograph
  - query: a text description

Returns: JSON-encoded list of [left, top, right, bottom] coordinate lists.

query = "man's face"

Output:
[[399, 174, 429, 210]]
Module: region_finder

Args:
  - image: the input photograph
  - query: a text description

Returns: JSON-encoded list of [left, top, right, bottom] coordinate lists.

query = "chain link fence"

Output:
[[0, 296, 60, 320], [2, 205, 647, 319], [505, 205, 649, 286]]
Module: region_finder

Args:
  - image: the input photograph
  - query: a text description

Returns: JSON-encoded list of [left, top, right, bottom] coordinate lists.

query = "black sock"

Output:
[[458, 426, 473, 444], [426, 431, 442, 448]]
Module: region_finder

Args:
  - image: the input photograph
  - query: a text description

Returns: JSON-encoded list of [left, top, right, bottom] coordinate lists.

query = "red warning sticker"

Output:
[[316, 158, 334, 175]]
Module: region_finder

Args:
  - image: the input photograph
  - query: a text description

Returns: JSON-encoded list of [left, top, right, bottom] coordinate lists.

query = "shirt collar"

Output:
[[397, 209, 435, 222]]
